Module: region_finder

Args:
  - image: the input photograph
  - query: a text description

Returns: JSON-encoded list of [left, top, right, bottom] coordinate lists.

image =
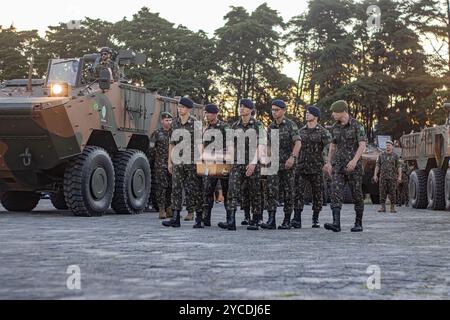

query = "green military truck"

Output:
[[400, 104, 450, 210], [0, 51, 203, 216]]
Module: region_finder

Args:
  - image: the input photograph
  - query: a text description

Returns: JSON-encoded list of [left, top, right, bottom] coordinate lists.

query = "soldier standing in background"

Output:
[[200, 104, 230, 227], [323, 100, 367, 233], [293, 106, 331, 229], [149, 112, 173, 219], [94, 47, 120, 82], [162, 97, 203, 228], [373, 140, 402, 213], [219, 99, 265, 231], [260, 100, 301, 230], [240, 109, 258, 226]]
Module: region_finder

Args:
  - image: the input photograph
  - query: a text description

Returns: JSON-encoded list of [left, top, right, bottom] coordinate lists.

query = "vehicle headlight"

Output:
[[50, 82, 69, 97]]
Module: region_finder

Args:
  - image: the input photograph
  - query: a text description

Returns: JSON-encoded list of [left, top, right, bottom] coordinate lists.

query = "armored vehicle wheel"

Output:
[[50, 191, 68, 210], [445, 169, 450, 211], [409, 170, 428, 209], [1, 191, 40, 212], [370, 193, 380, 204], [64, 146, 115, 217], [427, 169, 445, 210], [112, 150, 151, 214]]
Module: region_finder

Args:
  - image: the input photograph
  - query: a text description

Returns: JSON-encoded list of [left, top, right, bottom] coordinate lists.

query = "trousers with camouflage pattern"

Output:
[[331, 170, 364, 213], [155, 167, 172, 210], [203, 176, 229, 211], [380, 178, 397, 205], [267, 169, 295, 214], [227, 164, 261, 215], [295, 172, 324, 213], [171, 164, 203, 213]]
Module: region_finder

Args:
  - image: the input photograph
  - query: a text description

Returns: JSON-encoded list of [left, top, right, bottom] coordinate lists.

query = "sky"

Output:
[[1, 0, 310, 80]]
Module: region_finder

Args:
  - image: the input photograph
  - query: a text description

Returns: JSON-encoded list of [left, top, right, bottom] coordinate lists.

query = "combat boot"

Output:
[[278, 213, 292, 230], [324, 209, 341, 232], [162, 210, 181, 228], [291, 209, 302, 229], [241, 209, 251, 225], [255, 213, 263, 226], [247, 213, 260, 230], [378, 204, 386, 213], [158, 208, 166, 219], [312, 211, 320, 228], [203, 208, 212, 227], [261, 211, 276, 229], [228, 210, 237, 231], [193, 212, 204, 229], [218, 210, 232, 230], [390, 203, 397, 213], [184, 212, 194, 221], [351, 211, 363, 232], [166, 207, 173, 218]]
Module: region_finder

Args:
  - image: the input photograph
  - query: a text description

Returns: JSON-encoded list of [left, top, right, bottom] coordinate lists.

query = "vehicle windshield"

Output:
[[47, 59, 81, 87]]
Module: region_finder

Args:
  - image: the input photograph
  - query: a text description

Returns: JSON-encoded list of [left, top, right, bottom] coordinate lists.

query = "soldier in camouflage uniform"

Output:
[[201, 104, 230, 227], [162, 97, 203, 228], [373, 140, 402, 213], [293, 106, 331, 229], [323, 100, 367, 232], [94, 47, 120, 82], [260, 100, 301, 230], [219, 99, 265, 231], [149, 112, 173, 219]]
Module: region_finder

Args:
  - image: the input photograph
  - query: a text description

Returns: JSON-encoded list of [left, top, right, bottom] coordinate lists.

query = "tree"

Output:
[[215, 3, 294, 116], [0, 25, 42, 81]]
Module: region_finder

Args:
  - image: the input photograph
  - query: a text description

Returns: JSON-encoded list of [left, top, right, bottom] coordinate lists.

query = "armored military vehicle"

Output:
[[0, 51, 203, 216], [400, 104, 450, 210]]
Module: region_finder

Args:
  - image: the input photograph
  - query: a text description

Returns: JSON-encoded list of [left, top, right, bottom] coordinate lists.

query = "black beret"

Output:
[[240, 98, 254, 110], [205, 104, 220, 114], [161, 111, 173, 119], [179, 97, 194, 109], [307, 106, 321, 118], [272, 99, 286, 109]]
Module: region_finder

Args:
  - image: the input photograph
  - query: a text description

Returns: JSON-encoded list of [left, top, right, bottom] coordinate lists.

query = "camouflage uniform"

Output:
[[170, 116, 203, 214], [226, 118, 265, 219], [330, 118, 367, 213], [376, 151, 399, 206], [203, 120, 230, 221], [264, 117, 300, 229], [295, 124, 331, 223], [95, 60, 120, 82], [149, 127, 172, 212]]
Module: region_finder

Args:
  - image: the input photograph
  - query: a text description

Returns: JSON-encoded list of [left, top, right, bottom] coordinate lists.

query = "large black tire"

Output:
[[445, 169, 450, 211], [50, 191, 68, 210], [427, 169, 445, 210], [370, 193, 380, 205], [64, 146, 115, 217], [343, 183, 353, 204], [409, 170, 428, 209], [112, 150, 151, 214], [1, 191, 40, 212]]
